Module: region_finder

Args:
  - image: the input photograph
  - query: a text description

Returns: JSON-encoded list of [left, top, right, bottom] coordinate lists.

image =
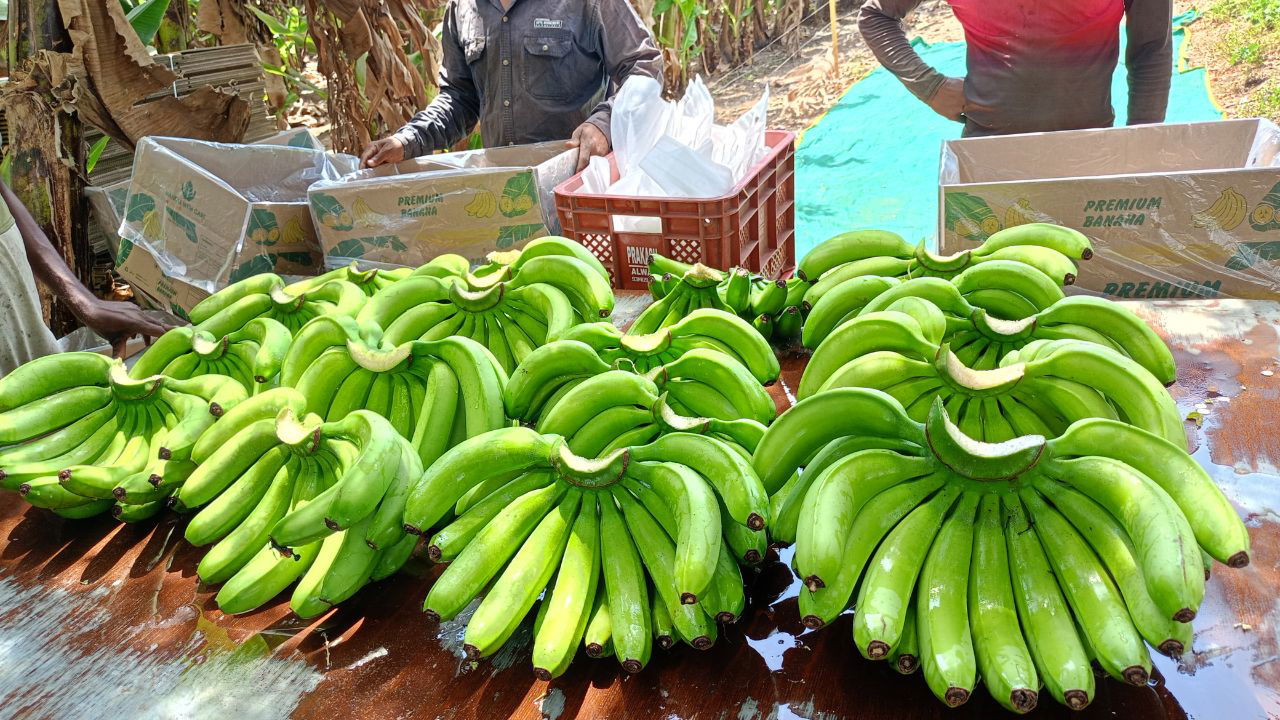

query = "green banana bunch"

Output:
[[643, 254, 809, 347], [287, 260, 424, 297], [128, 317, 293, 392], [282, 320, 507, 466], [645, 255, 771, 317], [464, 236, 614, 322], [804, 276, 1176, 384], [559, 308, 779, 381], [799, 225, 1089, 289], [797, 225, 1091, 327], [751, 388, 1248, 712], [400, 424, 769, 676], [355, 269, 578, 374], [632, 263, 733, 334], [796, 306, 1184, 447], [187, 272, 367, 336], [526, 371, 771, 562], [0, 355, 246, 520], [346, 237, 612, 373], [504, 335, 777, 426], [177, 397, 421, 617]]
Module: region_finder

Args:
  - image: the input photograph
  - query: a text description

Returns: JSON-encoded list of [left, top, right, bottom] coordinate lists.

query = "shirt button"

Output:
[[502, 15, 508, 22], [542, 44, 549, 51], [502, 59, 509, 66], [503, 99, 511, 107]]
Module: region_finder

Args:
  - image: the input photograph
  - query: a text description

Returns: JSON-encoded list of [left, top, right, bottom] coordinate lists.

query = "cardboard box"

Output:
[[112, 237, 211, 320], [118, 137, 356, 293], [88, 128, 325, 261], [85, 179, 131, 259], [307, 141, 577, 268], [939, 119, 1280, 299]]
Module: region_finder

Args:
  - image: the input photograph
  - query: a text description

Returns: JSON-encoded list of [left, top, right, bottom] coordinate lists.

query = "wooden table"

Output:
[[2, 298, 1278, 720]]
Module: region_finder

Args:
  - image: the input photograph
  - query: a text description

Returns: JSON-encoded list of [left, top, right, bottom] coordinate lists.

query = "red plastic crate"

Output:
[[554, 130, 796, 289]]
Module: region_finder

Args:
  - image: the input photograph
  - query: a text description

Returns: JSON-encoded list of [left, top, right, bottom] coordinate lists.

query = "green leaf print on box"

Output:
[[276, 250, 317, 267], [115, 238, 134, 268], [229, 254, 277, 283], [498, 172, 536, 217], [170, 303, 191, 321], [166, 208, 199, 244], [327, 237, 367, 260], [944, 192, 1001, 242], [1250, 182, 1280, 231], [181, 181, 196, 202], [496, 223, 542, 249], [107, 186, 130, 216], [312, 193, 353, 231], [286, 133, 317, 149], [125, 192, 156, 222], [1226, 241, 1280, 270], [248, 209, 282, 246], [366, 235, 408, 252]]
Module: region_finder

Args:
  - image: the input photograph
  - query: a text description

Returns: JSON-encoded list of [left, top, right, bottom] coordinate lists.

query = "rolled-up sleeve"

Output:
[[583, 0, 663, 144], [858, 0, 946, 103], [392, 2, 482, 157], [1124, 0, 1172, 125]]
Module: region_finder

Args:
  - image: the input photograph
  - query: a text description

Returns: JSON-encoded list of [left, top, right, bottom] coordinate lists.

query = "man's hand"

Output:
[[927, 77, 968, 122], [567, 123, 609, 172], [360, 136, 407, 169], [75, 299, 176, 358]]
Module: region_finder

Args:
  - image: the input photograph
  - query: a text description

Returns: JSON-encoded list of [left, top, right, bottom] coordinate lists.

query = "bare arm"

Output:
[[391, 2, 482, 157], [1124, 0, 1172, 125], [858, 0, 945, 103], [582, 0, 663, 145], [1, 182, 172, 351]]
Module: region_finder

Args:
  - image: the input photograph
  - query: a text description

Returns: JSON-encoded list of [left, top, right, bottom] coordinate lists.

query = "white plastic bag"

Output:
[[607, 74, 768, 200], [640, 135, 736, 198], [580, 154, 613, 194], [611, 76, 673, 178]]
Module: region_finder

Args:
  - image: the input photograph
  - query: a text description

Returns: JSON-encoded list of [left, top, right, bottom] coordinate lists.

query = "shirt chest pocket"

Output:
[[521, 31, 598, 103]]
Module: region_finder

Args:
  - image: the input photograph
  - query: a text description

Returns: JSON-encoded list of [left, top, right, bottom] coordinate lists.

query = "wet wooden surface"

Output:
[[2, 296, 1279, 720]]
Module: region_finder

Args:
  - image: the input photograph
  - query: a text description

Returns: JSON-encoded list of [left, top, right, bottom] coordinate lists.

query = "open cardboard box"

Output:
[[939, 119, 1280, 299], [307, 141, 577, 268], [118, 137, 355, 294]]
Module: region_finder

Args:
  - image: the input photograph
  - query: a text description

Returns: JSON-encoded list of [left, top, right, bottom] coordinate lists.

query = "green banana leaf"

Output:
[[126, 0, 172, 45]]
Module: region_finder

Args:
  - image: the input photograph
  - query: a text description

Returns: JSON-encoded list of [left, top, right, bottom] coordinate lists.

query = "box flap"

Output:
[[941, 120, 1271, 185], [138, 136, 348, 202]]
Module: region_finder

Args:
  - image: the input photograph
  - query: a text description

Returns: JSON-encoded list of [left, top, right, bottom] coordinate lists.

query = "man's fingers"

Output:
[[110, 336, 130, 360], [359, 144, 379, 168], [575, 143, 593, 172]]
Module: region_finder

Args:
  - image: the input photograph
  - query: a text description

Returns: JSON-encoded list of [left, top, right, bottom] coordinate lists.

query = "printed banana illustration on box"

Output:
[[248, 209, 282, 246], [465, 191, 497, 218], [352, 197, 390, 229], [1193, 187, 1248, 231], [1002, 198, 1058, 229], [1250, 181, 1280, 231]]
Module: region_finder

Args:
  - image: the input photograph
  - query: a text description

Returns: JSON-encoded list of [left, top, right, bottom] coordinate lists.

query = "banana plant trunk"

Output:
[[3, 0, 90, 337]]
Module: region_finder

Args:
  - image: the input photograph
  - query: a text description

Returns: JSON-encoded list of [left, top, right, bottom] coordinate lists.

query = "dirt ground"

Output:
[[708, 0, 1277, 134]]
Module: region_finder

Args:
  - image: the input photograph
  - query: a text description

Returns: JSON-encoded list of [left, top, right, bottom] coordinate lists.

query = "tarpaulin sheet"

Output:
[[794, 12, 1222, 255]]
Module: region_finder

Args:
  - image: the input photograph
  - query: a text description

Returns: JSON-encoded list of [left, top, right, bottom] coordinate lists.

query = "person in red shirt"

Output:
[[859, 0, 1173, 136]]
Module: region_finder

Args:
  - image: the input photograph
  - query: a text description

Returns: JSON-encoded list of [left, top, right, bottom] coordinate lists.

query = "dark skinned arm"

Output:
[[1, 182, 174, 355]]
